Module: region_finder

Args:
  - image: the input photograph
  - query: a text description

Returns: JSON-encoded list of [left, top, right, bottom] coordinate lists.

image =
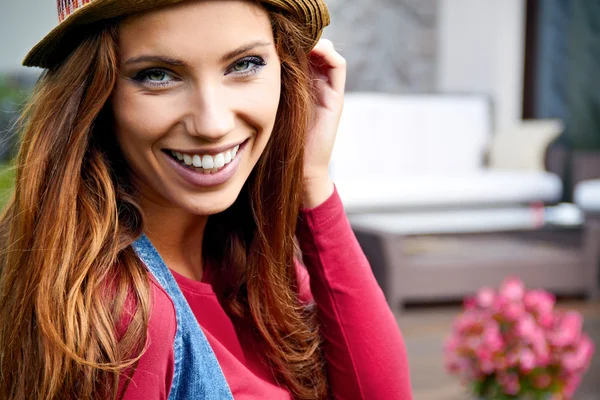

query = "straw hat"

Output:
[[23, 0, 330, 69]]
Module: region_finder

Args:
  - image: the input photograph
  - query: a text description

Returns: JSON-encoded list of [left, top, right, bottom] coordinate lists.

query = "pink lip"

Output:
[[164, 141, 247, 188], [168, 139, 247, 156]]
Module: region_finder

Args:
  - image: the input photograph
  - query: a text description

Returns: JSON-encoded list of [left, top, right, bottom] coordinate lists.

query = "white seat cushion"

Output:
[[349, 203, 583, 235], [574, 179, 600, 212], [335, 170, 563, 213], [349, 207, 544, 235]]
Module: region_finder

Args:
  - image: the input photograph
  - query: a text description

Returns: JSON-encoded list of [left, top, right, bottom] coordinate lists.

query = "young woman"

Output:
[[0, 0, 412, 399]]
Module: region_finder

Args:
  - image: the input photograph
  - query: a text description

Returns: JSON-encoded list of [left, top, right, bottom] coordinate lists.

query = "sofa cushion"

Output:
[[574, 179, 600, 212], [335, 170, 563, 213], [330, 93, 492, 180], [349, 207, 544, 235], [488, 119, 563, 171], [349, 202, 582, 235]]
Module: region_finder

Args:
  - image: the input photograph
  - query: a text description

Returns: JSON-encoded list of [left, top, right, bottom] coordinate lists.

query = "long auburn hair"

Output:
[[0, 4, 327, 400]]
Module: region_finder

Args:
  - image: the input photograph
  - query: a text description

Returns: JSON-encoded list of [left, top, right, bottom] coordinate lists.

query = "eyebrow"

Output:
[[123, 40, 272, 66], [124, 55, 185, 66], [219, 40, 272, 63]]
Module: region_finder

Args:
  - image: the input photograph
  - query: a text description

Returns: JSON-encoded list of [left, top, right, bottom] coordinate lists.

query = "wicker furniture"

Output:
[[353, 218, 599, 313]]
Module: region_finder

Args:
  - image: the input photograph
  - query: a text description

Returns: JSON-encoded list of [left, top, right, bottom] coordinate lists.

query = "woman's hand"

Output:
[[302, 39, 347, 209]]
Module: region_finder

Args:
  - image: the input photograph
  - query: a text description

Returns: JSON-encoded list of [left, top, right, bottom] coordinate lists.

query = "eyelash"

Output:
[[228, 56, 266, 77], [132, 56, 267, 87]]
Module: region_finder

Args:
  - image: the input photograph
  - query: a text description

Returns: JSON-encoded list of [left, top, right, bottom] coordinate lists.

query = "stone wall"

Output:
[[323, 0, 438, 93]]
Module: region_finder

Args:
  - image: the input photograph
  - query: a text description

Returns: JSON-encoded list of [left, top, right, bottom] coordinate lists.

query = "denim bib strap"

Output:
[[133, 234, 234, 400]]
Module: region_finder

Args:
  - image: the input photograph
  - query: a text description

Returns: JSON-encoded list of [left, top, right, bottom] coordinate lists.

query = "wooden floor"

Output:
[[397, 300, 600, 400]]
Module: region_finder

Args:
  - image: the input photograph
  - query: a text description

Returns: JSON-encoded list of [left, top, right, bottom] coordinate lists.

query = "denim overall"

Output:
[[133, 234, 234, 400]]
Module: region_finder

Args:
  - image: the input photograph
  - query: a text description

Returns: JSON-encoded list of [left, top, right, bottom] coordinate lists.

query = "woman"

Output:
[[0, 0, 412, 399]]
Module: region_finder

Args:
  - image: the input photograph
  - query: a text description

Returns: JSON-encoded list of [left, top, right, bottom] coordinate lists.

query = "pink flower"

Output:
[[443, 353, 462, 374], [500, 277, 525, 302], [531, 335, 550, 367], [563, 374, 582, 397], [482, 320, 503, 352], [498, 372, 520, 395], [501, 302, 525, 321], [464, 296, 477, 310], [562, 335, 595, 374], [476, 287, 496, 309], [445, 277, 595, 399], [505, 349, 520, 369], [518, 348, 536, 373], [454, 310, 481, 334], [516, 314, 538, 341], [477, 352, 495, 374], [538, 312, 555, 329], [444, 335, 460, 353], [550, 311, 583, 347], [524, 289, 555, 316]]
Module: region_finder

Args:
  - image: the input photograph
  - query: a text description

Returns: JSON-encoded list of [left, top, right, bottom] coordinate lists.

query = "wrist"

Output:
[[302, 174, 334, 209]]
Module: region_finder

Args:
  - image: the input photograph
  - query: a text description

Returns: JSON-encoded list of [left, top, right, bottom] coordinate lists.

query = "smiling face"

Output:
[[111, 0, 281, 216]]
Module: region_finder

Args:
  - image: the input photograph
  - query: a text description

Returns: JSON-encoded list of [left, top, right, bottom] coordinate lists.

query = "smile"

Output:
[[168, 144, 240, 174], [163, 140, 248, 188]]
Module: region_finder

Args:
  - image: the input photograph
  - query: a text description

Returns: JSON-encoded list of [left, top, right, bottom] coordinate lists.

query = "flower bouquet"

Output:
[[444, 277, 595, 399]]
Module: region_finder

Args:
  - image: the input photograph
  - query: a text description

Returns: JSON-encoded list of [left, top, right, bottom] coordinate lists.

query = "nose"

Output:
[[185, 82, 235, 141]]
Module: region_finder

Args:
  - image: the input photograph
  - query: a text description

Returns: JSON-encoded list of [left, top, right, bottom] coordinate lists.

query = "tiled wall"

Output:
[[324, 0, 438, 93]]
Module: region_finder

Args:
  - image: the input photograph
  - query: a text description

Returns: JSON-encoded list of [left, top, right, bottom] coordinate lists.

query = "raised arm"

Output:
[[295, 187, 413, 399]]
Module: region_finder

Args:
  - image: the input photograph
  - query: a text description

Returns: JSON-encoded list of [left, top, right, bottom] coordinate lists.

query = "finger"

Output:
[[309, 39, 347, 95]]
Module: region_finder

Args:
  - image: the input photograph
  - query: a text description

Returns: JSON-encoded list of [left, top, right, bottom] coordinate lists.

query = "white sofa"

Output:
[[330, 93, 564, 234], [574, 179, 600, 213], [331, 94, 600, 311]]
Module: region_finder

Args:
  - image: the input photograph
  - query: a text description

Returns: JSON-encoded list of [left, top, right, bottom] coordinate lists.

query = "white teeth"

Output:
[[173, 142, 241, 171], [192, 154, 202, 167], [214, 153, 225, 169], [202, 155, 214, 169]]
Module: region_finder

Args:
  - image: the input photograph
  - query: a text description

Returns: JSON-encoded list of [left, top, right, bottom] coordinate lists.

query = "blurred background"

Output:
[[2, 0, 600, 399]]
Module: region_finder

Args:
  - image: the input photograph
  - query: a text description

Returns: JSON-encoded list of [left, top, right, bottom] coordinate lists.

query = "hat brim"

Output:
[[23, 0, 329, 69]]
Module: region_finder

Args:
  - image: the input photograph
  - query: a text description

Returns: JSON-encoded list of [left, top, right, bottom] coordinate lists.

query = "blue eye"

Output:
[[232, 61, 253, 72], [133, 68, 176, 86], [227, 56, 266, 76]]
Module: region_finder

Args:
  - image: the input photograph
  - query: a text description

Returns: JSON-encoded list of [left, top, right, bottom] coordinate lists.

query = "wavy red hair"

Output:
[[0, 3, 327, 400]]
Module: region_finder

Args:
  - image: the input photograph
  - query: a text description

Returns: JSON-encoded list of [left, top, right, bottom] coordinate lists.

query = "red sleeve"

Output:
[[296, 186, 413, 400], [120, 277, 176, 400]]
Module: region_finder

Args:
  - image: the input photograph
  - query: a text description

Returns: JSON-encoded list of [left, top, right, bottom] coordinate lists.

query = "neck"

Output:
[[139, 196, 208, 282]]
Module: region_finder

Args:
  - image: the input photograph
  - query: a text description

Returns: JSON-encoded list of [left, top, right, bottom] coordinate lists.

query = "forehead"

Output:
[[118, 0, 273, 60]]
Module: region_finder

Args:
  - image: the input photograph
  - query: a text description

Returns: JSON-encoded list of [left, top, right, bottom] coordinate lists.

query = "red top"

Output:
[[122, 189, 413, 399]]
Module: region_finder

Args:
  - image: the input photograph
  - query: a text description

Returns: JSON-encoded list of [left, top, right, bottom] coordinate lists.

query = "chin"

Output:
[[177, 185, 243, 216]]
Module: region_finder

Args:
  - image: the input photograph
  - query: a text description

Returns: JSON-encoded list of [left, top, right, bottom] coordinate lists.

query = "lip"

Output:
[[166, 138, 247, 156], [163, 140, 248, 188]]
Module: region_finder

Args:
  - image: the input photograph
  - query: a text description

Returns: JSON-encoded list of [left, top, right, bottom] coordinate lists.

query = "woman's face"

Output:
[[112, 0, 281, 216]]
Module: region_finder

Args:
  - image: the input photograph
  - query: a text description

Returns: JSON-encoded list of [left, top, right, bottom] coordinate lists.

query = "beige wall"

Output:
[[437, 0, 526, 132]]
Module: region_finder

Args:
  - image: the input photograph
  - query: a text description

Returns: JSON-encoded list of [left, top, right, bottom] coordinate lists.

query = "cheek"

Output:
[[241, 74, 282, 145], [111, 83, 180, 149]]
